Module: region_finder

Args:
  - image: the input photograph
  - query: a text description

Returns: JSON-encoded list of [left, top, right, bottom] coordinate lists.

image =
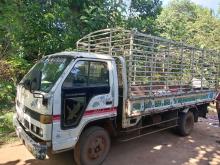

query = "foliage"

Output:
[[0, 0, 129, 109], [0, 57, 31, 109], [157, 0, 197, 40], [157, 0, 220, 50], [18, 0, 75, 60], [0, 111, 17, 145], [0, 111, 14, 134], [8, 0, 127, 60], [0, 0, 162, 60], [0, 0, 22, 58], [79, 0, 126, 35], [0, 82, 15, 109], [187, 7, 220, 49], [127, 0, 162, 34], [0, 57, 31, 83]]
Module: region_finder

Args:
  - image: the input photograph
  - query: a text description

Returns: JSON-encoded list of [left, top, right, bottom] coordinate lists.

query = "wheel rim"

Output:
[[87, 136, 106, 160]]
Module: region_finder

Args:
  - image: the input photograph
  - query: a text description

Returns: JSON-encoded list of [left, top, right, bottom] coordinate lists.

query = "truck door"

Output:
[[61, 60, 112, 128], [52, 59, 116, 151]]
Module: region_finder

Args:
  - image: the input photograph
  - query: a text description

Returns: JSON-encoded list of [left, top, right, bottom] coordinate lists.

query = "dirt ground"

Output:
[[0, 116, 220, 165]]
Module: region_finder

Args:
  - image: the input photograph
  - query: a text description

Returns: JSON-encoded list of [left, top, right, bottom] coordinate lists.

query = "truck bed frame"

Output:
[[77, 28, 219, 118]]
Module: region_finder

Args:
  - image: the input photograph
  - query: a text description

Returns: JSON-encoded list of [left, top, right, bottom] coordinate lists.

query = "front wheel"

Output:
[[74, 126, 111, 165], [177, 111, 194, 136]]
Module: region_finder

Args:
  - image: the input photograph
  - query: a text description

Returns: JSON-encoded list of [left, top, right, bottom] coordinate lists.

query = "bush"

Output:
[[0, 57, 31, 109], [0, 82, 16, 109], [0, 111, 15, 134], [0, 56, 31, 83], [0, 111, 17, 145]]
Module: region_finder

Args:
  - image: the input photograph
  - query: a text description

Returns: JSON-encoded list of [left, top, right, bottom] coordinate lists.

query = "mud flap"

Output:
[[198, 104, 209, 118]]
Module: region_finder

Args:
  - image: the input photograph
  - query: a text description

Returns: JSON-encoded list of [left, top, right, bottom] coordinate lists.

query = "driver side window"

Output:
[[63, 61, 89, 88], [63, 60, 109, 88]]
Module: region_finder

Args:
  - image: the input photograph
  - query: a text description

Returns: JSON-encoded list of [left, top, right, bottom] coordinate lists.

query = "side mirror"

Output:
[[23, 79, 31, 89], [30, 70, 42, 91]]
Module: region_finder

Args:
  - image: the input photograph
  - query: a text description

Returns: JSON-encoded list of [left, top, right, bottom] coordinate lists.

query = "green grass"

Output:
[[0, 134, 18, 146], [0, 112, 14, 133], [0, 109, 18, 145]]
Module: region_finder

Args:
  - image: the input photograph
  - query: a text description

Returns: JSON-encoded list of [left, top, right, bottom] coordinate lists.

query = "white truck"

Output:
[[14, 28, 220, 165]]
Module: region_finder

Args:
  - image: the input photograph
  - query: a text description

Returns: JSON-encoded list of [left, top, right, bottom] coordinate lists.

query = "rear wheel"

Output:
[[74, 126, 110, 165], [177, 111, 194, 136]]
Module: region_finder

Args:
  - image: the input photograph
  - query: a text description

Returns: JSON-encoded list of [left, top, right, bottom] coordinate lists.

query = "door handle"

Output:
[[106, 101, 112, 105]]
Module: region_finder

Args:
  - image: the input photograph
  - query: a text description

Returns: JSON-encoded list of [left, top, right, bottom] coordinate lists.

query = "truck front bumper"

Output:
[[13, 114, 47, 160]]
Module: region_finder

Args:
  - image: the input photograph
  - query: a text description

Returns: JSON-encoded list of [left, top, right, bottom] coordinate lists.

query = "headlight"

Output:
[[31, 124, 37, 133], [40, 115, 52, 124], [31, 124, 43, 137], [39, 128, 43, 136]]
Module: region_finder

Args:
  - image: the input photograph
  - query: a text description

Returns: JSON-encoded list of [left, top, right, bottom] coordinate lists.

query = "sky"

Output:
[[162, 0, 219, 13]]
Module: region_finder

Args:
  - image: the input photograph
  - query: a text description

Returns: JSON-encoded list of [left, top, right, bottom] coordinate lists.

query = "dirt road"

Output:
[[0, 117, 220, 165]]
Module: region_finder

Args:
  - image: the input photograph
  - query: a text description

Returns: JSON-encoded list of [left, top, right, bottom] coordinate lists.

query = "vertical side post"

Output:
[[129, 30, 134, 98], [166, 42, 170, 91], [150, 38, 155, 97], [201, 49, 205, 90], [179, 43, 184, 92], [191, 48, 195, 91], [88, 35, 91, 53], [109, 29, 112, 56], [76, 41, 79, 51]]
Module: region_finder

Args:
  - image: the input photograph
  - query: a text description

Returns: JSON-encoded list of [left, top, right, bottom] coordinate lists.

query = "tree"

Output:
[[127, 0, 162, 34], [75, 0, 126, 35], [0, 0, 128, 108], [157, 0, 197, 41], [17, 0, 75, 60], [187, 7, 220, 50], [157, 0, 220, 50], [11, 0, 126, 60], [0, 0, 22, 58]]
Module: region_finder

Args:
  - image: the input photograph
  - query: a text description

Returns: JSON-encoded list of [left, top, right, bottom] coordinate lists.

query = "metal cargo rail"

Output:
[[77, 28, 220, 100]]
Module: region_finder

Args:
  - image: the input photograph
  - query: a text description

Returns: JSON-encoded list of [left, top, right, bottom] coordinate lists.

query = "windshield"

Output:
[[21, 56, 73, 93]]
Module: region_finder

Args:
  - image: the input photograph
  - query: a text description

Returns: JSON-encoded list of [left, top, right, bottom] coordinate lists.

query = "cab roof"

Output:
[[49, 51, 113, 60]]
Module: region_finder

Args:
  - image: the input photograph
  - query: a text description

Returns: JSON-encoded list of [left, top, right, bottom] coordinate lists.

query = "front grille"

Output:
[[17, 100, 40, 121], [24, 106, 41, 121], [17, 119, 45, 142], [24, 119, 30, 129], [16, 101, 44, 137]]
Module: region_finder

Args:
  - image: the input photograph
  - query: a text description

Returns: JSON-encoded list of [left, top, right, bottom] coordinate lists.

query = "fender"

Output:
[[181, 108, 190, 113], [180, 105, 201, 122], [78, 116, 117, 139]]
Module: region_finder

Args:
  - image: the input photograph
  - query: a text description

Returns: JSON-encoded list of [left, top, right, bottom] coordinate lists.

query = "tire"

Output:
[[177, 111, 194, 136], [74, 126, 111, 165]]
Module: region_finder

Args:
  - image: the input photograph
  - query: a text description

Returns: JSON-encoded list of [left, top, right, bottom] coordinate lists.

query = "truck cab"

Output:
[[14, 51, 119, 160]]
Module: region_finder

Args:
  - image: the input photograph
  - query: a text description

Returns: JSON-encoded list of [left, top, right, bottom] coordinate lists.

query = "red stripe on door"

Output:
[[52, 107, 117, 121], [53, 115, 61, 121], [84, 107, 117, 116]]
